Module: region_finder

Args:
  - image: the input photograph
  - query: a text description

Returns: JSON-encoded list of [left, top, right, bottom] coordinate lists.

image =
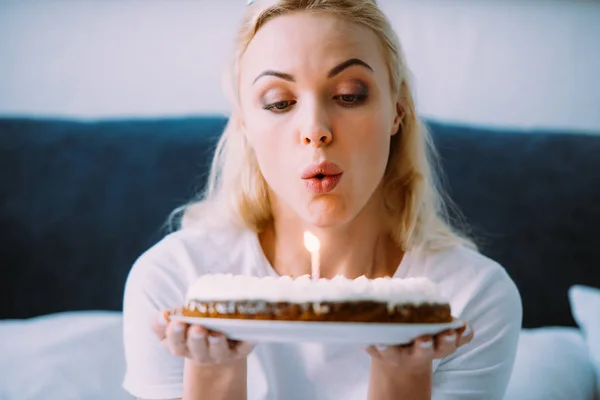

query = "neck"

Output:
[[259, 187, 404, 279]]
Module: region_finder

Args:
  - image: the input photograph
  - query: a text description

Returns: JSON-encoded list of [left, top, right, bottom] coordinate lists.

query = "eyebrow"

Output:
[[252, 58, 373, 84]]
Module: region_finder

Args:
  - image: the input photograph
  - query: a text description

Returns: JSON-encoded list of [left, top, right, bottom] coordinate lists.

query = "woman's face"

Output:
[[239, 12, 401, 228]]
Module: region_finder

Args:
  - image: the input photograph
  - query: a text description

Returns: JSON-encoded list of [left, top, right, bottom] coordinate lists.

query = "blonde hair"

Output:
[[172, 0, 475, 252]]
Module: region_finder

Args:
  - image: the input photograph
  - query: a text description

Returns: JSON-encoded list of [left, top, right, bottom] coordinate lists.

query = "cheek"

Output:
[[247, 128, 291, 190], [340, 118, 391, 204], [250, 133, 277, 169], [245, 111, 277, 165], [346, 116, 391, 172]]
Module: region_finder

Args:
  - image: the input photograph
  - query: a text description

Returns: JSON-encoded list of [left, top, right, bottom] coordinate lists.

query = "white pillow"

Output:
[[505, 327, 596, 400], [0, 311, 133, 400], [570, 285, 600, 398]]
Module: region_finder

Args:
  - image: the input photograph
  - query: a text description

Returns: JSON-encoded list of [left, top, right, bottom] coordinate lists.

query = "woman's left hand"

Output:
[[366, 322, 474, 372]]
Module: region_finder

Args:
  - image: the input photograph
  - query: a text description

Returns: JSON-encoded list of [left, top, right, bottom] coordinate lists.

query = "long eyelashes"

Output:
[[263, 93, 368, 113], [263, 100, 298, 112], [334, 93, 368, 107]]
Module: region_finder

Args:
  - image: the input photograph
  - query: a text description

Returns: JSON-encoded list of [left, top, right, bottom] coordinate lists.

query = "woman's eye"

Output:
[[335, 94, 368, 105], [264, 100, 296, 113]]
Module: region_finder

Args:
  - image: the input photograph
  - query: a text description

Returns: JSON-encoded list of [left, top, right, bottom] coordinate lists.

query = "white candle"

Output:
[[303, 231, 321, 280]]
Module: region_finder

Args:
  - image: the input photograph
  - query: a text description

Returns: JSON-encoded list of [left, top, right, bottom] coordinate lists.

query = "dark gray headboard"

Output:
[[1, 117, 599, 328]]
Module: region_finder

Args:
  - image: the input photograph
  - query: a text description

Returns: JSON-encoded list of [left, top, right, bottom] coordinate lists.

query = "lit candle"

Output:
[[303, 231, 321, 280]]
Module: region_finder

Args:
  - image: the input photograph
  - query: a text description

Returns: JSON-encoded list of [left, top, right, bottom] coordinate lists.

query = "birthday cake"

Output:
[[180, 274, 452, 323]]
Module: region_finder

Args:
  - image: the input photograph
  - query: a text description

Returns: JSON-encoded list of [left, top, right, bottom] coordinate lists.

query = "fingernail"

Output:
[[190, 331, 206, 340], [208, 335, 222, 344], [173, 323, 185, 333], [462, 324, 472, 337], [419, 340, 433, 348], [157, 314, 168, 326], [376, 345, 388, 352], [444, 334, 456, 343]]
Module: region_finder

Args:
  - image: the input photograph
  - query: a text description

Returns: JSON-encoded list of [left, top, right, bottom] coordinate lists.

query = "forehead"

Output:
[[240, 12, 386, 82]]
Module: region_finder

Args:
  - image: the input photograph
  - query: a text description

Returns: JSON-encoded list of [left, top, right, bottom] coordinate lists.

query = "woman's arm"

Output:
[[136, 358, 246, 400], [136, 317, 251, 400], [366, 268, 521, 400], [368, 358, 432, 400], [183, 358, 247, 400], [122, 242, 253, 400], [154, 318, 253, 400], [366, 327, 472, 400]]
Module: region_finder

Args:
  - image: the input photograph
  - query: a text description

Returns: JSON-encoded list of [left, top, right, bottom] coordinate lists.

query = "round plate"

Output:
[[169, 316, 464, 345]]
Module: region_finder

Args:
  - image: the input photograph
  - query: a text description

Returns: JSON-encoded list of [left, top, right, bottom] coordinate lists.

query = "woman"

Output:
[[122, 1, 522, 399]]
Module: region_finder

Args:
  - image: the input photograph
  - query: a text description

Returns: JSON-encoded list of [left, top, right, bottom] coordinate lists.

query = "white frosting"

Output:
[[186, 274, 448, 306]]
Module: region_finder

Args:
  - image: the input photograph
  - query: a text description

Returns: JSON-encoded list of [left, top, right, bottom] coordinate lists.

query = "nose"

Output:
[[301, 107, 333, 147], [302, 129, 332, 147]]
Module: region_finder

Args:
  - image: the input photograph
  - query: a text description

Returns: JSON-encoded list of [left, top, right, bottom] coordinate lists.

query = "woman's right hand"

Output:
[[152, 309, 255, 366]]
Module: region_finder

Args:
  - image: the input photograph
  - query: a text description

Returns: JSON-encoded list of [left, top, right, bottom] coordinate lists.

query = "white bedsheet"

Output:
[[0, 311, 133, 400], [0, 312, 596, 400]]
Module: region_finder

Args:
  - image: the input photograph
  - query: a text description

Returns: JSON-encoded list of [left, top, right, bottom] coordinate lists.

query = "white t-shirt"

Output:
[[122, 224, 522, 400]]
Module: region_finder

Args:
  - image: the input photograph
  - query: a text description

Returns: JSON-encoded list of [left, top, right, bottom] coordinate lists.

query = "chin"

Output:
[[306, 214, 348, 228], [302, 196, 353, 228]]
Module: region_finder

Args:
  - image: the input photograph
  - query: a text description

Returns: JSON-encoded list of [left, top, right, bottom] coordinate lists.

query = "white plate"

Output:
[[169, 316, 464, 345]]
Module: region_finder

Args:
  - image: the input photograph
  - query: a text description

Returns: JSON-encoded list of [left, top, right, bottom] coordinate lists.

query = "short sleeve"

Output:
[[122, 240, 188, 400], [432, 268, 523, 400]]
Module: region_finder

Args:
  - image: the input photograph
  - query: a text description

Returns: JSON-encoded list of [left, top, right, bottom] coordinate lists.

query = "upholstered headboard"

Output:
[[1, 117, 599, 328]]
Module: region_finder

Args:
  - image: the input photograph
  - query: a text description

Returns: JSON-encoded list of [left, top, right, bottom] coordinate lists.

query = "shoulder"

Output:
[[413, 245, 518, 295], [413, 244, 504, 278], [133, 223, 252, 274], [124, 223, 255, 309]]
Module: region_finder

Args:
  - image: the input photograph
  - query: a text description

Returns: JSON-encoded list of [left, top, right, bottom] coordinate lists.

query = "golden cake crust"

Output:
[[176, 300, 452, 323]]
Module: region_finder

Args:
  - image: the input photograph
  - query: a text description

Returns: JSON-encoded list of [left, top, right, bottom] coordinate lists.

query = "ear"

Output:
[[235, 111, 251, 143], [391, 97, 405, 136], [241, 123, 253, 148]]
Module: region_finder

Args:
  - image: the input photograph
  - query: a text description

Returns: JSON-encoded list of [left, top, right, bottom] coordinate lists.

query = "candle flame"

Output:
[[303, 231, 320, 253]]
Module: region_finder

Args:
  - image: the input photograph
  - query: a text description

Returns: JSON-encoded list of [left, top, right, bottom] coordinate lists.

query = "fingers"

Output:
[[365, 345, 381, 359], [207, 332, 231, 363], [166, 321, 190, 357], [370, 334, 448, 363], [433, 331, 457, 358], [427, 323, 474, 358], [232, 340, 257, 358], [165, 322, 231, 363], [365, 343, 412, 364], [381, 337, 434, 360], [154, 310, 255, 366], [152, 311, 169, 340], [412, 336, 435, 360], [366, 323, 475, 367], [366, 337, 434, 370], [186, 325, 209, 361], [457, 323, 474, 347]]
